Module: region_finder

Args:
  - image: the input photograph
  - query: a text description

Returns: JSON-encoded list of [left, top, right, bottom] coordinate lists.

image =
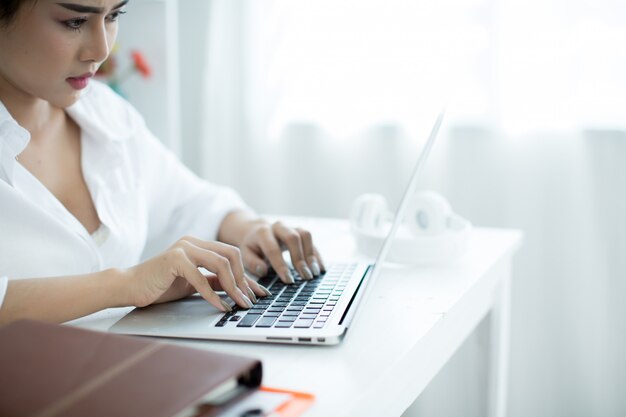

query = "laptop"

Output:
[[110, 111, 445, 345]]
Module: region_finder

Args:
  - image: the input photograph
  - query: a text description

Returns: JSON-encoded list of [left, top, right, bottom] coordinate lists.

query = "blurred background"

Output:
[[116, 0, 625, 415]]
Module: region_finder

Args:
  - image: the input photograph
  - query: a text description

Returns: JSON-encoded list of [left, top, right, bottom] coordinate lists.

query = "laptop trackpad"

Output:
[[110, 295, 223, 335]]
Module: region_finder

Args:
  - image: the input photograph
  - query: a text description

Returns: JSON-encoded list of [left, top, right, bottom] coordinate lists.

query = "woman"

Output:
[[0, 0, 324, 324]]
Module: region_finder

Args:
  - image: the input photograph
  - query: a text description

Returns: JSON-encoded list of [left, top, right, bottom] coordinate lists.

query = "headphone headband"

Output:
[[351, 191, 471, 264]]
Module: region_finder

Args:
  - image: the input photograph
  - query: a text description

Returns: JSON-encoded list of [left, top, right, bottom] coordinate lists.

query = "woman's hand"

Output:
[[238, 221, 326, 284], [122, 236, 271, 312]]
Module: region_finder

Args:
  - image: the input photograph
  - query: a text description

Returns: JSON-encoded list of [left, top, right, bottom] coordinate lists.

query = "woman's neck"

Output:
[[0, 82, 64, 143]]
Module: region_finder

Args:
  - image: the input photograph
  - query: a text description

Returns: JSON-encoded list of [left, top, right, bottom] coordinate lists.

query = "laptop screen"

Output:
[[359, 110, 445, 292]]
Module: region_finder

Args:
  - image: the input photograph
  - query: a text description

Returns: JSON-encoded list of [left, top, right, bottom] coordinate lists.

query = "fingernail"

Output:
[[302, 266, 313, 280], [241, 294, 254, 309], [255, 264, 266, 276], [246, 287, 258, 304], [220, 300, 232, 312], [258, 285, 272, 297], [310, 261, 321, 276], [284, 269, 295, 284]]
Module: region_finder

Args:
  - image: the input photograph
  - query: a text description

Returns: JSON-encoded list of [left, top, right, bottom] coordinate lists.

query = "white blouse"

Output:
[[0, 81, 249, 309]]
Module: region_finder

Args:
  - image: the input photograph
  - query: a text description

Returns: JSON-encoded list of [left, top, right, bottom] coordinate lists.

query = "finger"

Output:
[[179, 237, 254, 305], [256, 226, 295, 284], [238, 248, 270, 302], [245, 275, 272, 298], [241, 246, 270, 278], [208, 270, 270, 300], [178, 240, 253, 309], [295, 227, 321, 276], [207, 243, 257, 303], [272, 222, 313, 280], [314, 247, 327, 273], [177, 254, 232, 312], [204, 272, 221, 290]]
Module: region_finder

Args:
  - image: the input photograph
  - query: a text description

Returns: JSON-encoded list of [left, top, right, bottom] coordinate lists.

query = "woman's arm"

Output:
[[0, 236, 272, 326], [0, 269, 126, 325]]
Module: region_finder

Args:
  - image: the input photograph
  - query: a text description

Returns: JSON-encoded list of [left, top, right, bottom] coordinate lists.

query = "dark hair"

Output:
[[0, 0, 36, 27]]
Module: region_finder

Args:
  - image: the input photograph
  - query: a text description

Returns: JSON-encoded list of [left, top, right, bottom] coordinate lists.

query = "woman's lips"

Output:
[[66, 73, 93, 90]]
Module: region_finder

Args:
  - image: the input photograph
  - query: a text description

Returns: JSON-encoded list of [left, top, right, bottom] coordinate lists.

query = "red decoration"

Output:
[[131, 50, 152, 78]]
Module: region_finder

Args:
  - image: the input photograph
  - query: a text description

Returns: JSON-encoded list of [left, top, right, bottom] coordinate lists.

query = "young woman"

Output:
[[0, 0, 324, 324]]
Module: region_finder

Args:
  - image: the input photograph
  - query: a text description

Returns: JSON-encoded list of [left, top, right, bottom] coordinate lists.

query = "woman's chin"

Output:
[[49, 90, 83, 109]]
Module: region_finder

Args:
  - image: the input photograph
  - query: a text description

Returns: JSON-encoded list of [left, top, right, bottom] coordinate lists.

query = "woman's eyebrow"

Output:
[[56, 0, 129, 14]]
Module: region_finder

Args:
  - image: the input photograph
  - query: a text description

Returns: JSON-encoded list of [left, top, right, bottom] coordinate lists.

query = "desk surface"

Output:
[[71, 217, 522, 417]]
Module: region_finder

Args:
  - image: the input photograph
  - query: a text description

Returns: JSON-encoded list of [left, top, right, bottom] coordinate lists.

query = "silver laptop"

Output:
[[110, 111, 445, 345]]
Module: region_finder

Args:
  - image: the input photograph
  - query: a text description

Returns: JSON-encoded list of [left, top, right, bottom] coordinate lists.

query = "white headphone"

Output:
[[350, 191, 471, 264]]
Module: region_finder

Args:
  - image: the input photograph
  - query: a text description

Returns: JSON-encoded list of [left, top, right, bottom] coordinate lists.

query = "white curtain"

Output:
[[195, 1, 626, 416]]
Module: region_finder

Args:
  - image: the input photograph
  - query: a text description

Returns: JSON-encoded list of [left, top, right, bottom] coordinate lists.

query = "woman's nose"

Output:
[[79, 21, 112, 64]]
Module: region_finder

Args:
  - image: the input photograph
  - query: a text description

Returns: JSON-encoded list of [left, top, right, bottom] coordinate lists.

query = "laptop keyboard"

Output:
[[215, 263, 357, 329]]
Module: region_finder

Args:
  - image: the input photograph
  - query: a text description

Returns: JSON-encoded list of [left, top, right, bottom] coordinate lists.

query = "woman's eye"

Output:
[[107, 10, 126, 22], [64, 17, 87, 31]]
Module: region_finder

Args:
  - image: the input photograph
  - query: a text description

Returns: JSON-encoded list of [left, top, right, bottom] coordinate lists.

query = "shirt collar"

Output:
[[0, 100, 30, 184], [65, 81, 134, 144]]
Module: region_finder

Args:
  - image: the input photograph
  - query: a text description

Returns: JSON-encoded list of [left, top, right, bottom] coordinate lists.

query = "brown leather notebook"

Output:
[[0, 320, 262, 417]]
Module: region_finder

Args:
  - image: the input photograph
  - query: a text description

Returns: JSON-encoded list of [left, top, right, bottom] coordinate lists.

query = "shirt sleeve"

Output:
[[0, 276, 7, 310], [133, 118, 252, 257]]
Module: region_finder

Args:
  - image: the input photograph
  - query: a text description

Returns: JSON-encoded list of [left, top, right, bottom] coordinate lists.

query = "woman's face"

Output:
[[0, 0, 127, 108]]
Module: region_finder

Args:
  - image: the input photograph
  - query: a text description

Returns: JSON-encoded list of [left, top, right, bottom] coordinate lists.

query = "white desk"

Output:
[[71, 217, 522, 417]]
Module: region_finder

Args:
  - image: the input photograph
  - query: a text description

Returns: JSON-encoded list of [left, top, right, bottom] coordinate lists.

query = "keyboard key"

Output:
[[237, 314, 261, 327], [293, 319, 314, 328], [264, 312, 281, 317], [255, 316, 278, 328], [286, 306, 304, 311], [282, 310, 299, 316], [275, 321, 293, 328], [300, 314, 318, 320], [229, 316, 241, 321], [313, 322, 325, 329]]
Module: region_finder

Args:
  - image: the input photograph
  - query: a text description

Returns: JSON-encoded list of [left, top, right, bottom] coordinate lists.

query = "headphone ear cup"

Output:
[[350, 193, 389, 236], [406, 191, 452, 236]]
